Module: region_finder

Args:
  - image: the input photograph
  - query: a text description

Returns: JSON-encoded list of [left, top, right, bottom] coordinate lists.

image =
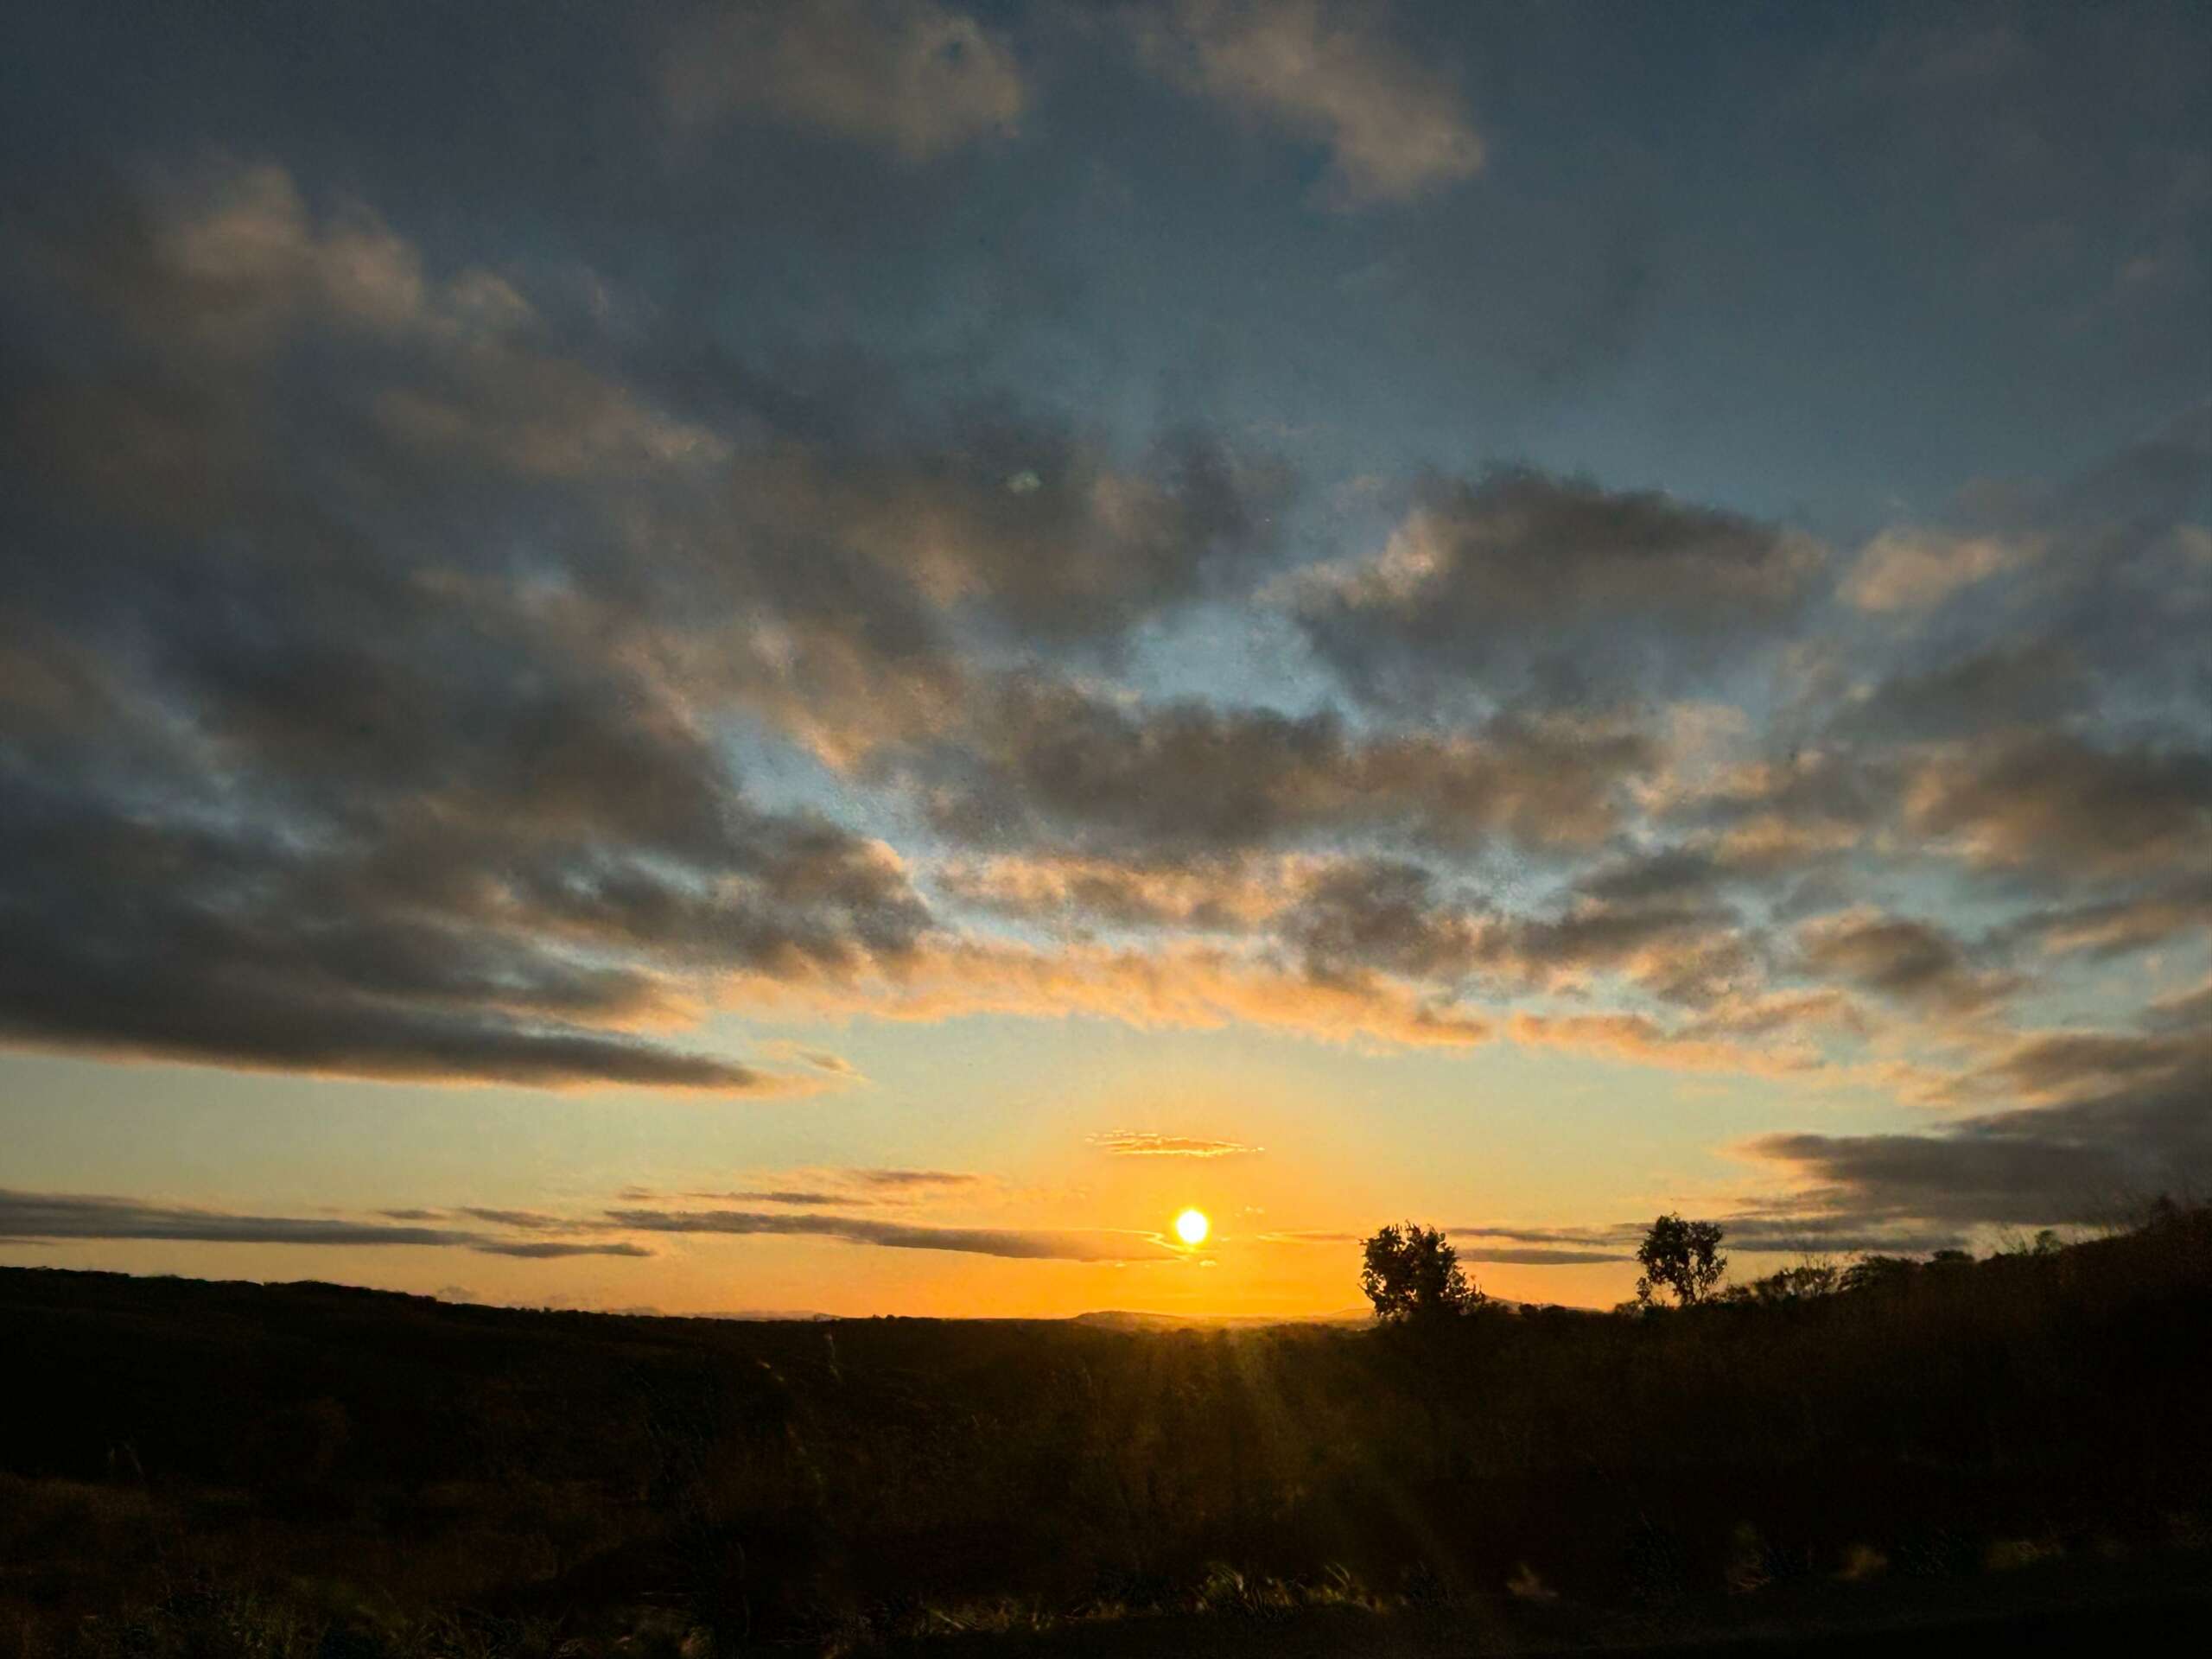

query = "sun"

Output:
[[1173, 1207, 1210, 1247]]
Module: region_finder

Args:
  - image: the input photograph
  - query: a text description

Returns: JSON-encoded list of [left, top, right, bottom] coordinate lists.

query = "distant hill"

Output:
[[1070, 1306, 1373, 1330]]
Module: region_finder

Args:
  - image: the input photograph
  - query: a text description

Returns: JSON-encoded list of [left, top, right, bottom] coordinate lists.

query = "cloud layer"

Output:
[[0, 1191, 651, 1259], [2, 3, 2207, 1273]]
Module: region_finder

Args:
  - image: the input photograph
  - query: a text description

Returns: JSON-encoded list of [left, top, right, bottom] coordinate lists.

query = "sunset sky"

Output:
[[3, 0, 2208, 1317]]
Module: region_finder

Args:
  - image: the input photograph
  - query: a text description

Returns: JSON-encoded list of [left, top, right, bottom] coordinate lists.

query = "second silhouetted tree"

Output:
[[1635, 1213, 1727, 1306]]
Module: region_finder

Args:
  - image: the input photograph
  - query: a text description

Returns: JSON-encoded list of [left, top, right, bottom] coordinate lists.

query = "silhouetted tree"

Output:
[[1724, 1261, 1838, 1304], [1360, 1222, 1478, 1322], [1634, 1214, 1727, 1306], [1840, 1253, 1920, 1294]]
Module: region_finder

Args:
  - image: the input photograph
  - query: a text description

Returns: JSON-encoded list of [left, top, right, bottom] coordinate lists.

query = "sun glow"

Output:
[[1173, 1207, 1210, 1247]]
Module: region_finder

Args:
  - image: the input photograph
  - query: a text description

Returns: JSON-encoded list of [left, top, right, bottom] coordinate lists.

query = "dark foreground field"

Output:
[[6, 1211, 2212, 1656]]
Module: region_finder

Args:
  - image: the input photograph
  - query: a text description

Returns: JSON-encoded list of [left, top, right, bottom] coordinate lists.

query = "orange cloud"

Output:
[[723, 938, 1492, 1050]]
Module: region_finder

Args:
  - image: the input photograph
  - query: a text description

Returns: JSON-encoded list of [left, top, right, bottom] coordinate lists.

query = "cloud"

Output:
[[605, 1205, 1177, 1262], [0, 1190, 652, 1259], [1443, 1217, 1968, 1258], [1273, 857, 1491, 982], [2018, 877, 2212, 957], [1259, 1212, 1967, 1263], [722, 427, 1293, 656], [73, 161, 429, 354], [937, 851, 1313, 931], [1841, 528, 2031, 613], [683, 1190, 867, 1208], [373, 352, 727, 481], [916, 674, 1655, 855], [1291, 467, 1823, 708], [1505, 1010, 1832, 1080], [454, 1207, 567, 1230], [1742, 1013, 2212, 1230], [1089, 1131, 1262, 1158], [1832, 645, 2086, 744], [726, 935, 1493, 1051], [1257, 1228, 1637, 1265], [666, 0, 1027, 162], [641, 1168, 987, 1209], [1132, 0, 1483, 208], [1795, 909, 2018, 1015], [0, 161, 933, 1090], [472, 1239, 656, 1259], [1659, 747, 1888, 874], [1281, 854, 1776, 1010], [3, 148, 2202, 1136], [1904, 733, 2212, 877]]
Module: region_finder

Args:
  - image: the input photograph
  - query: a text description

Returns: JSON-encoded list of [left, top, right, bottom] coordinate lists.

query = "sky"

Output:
[[1, 0, 2208, 1317]]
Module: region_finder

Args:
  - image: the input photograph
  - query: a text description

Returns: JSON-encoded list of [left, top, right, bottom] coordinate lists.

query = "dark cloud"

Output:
[[723, 425, 1294, 651], [0, 160, 938, 1090], [0, 1190, 652, 1259], [2012, 875, 2212, 959], [1832, 644, 2087, 744], [474, 1239, 655, 1259], [0, 152, 1357, 1086], [1795, 910, 2016, 1015], [1662, 748, 1891, 880], [455, 1207, 567, 1230], [1260, 1214, 1967, 1263], [1255, 1230, 1634, 1263], [1827, 410, 2211, 748], [1747, 1017, 2212, 1230], [605, 1206, 1176, 1262], [1292, 467, 1822, 708], [686, 1190, 868, 1208], [916, 675, 1654, 855], [838, 1168, 984, 1189], [1443, 1217, 1967, 1258], [1277, 855, 1762, 1009], [611, 1169, 985, 1211], [1904, 732, 2212, 877], [1277, 859, 1488, 982]]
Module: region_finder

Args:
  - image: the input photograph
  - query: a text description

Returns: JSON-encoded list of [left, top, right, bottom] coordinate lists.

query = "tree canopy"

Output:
[[1635, 1214, 1728, 1306], [1360, 1222, 1480, 1322]]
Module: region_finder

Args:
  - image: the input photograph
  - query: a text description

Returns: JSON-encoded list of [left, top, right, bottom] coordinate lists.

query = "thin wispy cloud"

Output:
[[1130, 0, 1484, 208], [1090, 1131, 1264, 1159], [665, 0, 1027, 162], [605, 1206, 1178, 1262], [0, 1191, 652, 1260]]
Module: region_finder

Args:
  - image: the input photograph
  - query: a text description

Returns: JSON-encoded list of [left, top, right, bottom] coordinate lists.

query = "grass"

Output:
[[3, 1204, 2210, 1654]]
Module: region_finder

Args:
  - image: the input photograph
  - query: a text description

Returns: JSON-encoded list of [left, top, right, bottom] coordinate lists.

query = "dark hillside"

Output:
[[6, 1209, 2212, 1654]]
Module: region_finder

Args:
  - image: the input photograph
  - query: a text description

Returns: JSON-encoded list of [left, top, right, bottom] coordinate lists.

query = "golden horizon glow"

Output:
[[1173, 1207, 1210, 1247]]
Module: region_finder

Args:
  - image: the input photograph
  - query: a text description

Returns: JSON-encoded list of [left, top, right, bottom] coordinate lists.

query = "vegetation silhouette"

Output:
[[1634, 1213, 1729, 1307], [3, 1201, 2211, 1655], [1357, 1221, 1481, 1322]]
